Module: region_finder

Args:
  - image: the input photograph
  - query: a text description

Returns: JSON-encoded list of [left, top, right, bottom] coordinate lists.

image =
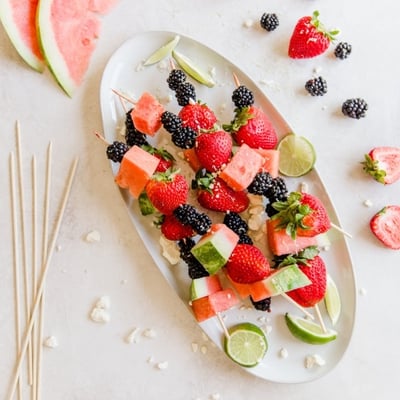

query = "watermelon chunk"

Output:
[[191, 288, 239, 322], [115, 145, 159, 199], [219, 143, 264, 191], [190, 275, 223, 300], [266, 219, 317, 256], [255, 148, 279, 178], [131, 92, 164, 136]]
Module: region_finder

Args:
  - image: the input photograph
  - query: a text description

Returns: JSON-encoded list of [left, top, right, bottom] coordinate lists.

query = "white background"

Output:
[[1, 0, 399, 399]]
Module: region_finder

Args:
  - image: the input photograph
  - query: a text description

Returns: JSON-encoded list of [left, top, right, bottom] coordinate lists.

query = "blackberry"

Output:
[[342, 98, 368, 119], [232, 85, 254, 108], [171, 126, 197, 149], [305, 76, 328, 96], [247, 172, 273, 195], [334, 42, 352, 60], [175, 82, 196, 106], [125, 110, 148, 147], [250, 296, 271, 312], [260, 13, 279, 32], [174, 204, 199, 226], [223, 212, 248, 235], [161, 111, 182, 134], [188, 263, 210, 279], [265, 202, 278, 218], [167, 69, 186, 90], [177, 238, 196, 263], [106, 141, 129, 163], [238, 233, 253, 245], [265, 177, 288, 203], [191, 213, 212, 235]]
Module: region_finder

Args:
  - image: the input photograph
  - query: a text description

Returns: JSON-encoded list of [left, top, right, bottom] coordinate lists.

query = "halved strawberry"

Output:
[[178, 101, 217, 132], [362, 146, 400, 185], [226, 244, 271, 284], [195, 130, 232, 172], [223, 106, 277, 149], [370, 205, 400, 250], [288, 10, 339, 59]]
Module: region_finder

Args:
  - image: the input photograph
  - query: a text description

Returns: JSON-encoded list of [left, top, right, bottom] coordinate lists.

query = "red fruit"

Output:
[[197, 176, 249, 213], [178, 102, 217, 132], [224, 106, 277, 149], [288, 11, 338, 59], [226, 244, 271, 284], [195, 130, 232, 172], [370, 205, 400, 250], [362, 146, 400, 185], [298, 192, 330, 237], [160, 214, 195, 240], [142, 146, 175, 173], [286, 255, 327, 307], [146, 169, 189, 215]]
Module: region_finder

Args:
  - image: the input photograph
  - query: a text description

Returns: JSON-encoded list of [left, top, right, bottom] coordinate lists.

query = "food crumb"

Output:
[[200, 345, 208, 354], [43, 336, 58, 348], [125, 328, 140, 344], [210, 393, 221, 400], [363, 199, 373, 207], [142, 328, 157, 339], [89, 296, 111, 323], [359, 287, 367, 296], [156, 361, 169, 370], [85, 230, 101, 243], [278, 347, 288, 359], [305, 354, 326, 369], [242, 19, 254, 28], [191, 342, 199, 353]]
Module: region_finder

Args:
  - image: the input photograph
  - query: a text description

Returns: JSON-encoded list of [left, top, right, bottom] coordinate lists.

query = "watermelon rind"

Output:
[[36, 0, 77, 96], [0, 0, 45, 72]]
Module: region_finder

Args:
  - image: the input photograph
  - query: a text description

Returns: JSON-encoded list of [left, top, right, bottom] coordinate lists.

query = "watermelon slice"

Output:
[[36, 0, 117, 96], [0, 0, 45, 71]]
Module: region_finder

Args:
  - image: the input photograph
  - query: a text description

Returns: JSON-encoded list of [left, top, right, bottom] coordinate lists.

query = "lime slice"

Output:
[[324, 274, 341, 326], [285, 313, 337, 345], [277, 133, 316, 177], [172, 50, 215, 87], [143, 35, 180, 66], [224, 322, 268, 367]]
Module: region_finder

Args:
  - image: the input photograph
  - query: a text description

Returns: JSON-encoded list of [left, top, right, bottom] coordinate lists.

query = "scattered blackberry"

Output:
[[334, 42, 352, 60], [177, 238, 209, 279], [260, 13, 279, 32], [231, 85, 254, 108], [167, 69, 187, 90], [174, 204, 199, 226], [342, 98, 368, 119], [223, 212, 248, 235], [175, 82, 196, 106], [250, 296, 272, 312], [171, 126, 197, 149], [125, 110, 148, 147], [191, 213, 212, 235], [238, 234, 253, 245], [247, 172, 273, 195], [106, 141, 129, 163], [305, 76, 328, 97], [161, 111, 182, 134], [265, 177, 288, 203]]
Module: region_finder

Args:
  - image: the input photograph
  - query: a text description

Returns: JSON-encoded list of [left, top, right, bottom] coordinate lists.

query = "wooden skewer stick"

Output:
[[36, 142, 52, 400], [7, 157, 79, 400], [15, 121, 34, 385], [216, 312, 230, 339], [111, 88, 136, 106], [9, 153, 23, 400], [93, 131, 110, 145], [232, 72, 241, 88], [280, 292, 315, 320], [314, 303, 327, 333], [330, 222, 352, 239]]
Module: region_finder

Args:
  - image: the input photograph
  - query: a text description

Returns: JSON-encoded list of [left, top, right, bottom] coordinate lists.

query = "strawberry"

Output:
[[271, 191, 330, 239], [160, 214, 195, 241], [142, 145, 175, 172], [178, 102, 217, 132], [226, 244, 271, 284], [362, 146, 400, 185], [195, 130, 232, 172], [370, 205, 400, 250], [288, 10, 339, 59], [284, 250, 327, 308], [195, 172, 249, 213], [146, 169, 189, 215], [223, 106, 277, 149]]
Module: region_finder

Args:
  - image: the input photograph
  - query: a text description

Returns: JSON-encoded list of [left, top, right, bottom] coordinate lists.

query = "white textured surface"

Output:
[[0, 0, 399, 399]]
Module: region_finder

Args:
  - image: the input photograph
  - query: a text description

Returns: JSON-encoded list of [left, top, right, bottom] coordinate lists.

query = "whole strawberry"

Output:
[[226, 244, 271, 284], [224, 106, 277, 149], [286, 254, 327, 308], [195, 172, 249, 213], [142, 145, 175, 172], [178, 102, 217, 132], [195, 130, 232, 172], [271, 191, 330, 239], [370, 205, 400, 250], [362, 146, 400, 185], [160, 214, 195, 241], [146, 169, 189, 215], [288, 10, 339, 59]]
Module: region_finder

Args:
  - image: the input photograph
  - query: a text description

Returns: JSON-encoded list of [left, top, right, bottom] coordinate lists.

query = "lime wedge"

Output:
[[224, 322, 268, 367], [143, 35, 180, 66], [172, 50, 215, 87], [324, 274, 341, 326], [285, 313, 337, 345], [277, 133, 316, 177]]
